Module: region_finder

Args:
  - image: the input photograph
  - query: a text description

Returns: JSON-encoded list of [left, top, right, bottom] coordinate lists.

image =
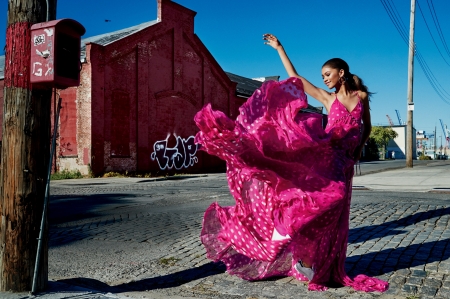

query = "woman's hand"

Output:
[[263, 33, 282, 50]]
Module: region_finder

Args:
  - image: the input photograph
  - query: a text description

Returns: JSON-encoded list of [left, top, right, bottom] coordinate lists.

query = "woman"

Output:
[[194, 34, 388, 292]]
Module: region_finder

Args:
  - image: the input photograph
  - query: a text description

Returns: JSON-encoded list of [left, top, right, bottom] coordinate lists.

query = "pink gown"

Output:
[[194, 77, 388, 292]]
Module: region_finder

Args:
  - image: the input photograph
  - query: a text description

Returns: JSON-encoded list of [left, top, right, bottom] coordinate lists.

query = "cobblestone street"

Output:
[[43, 168, 450, 299]]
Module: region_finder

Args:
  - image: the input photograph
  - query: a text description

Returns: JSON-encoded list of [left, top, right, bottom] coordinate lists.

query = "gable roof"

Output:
[[80, 20, 159, 59], [225, 72, 267, 98]]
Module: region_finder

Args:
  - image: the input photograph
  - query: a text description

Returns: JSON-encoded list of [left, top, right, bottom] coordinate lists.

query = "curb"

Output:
[[352, 185, 370, 190], [355, 166, 406, 176], [428, 188, 450, 194], [135, 174, 208, 183], [355, 161, 445, 177]]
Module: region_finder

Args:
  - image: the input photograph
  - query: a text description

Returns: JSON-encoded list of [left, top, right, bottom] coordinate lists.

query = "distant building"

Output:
[[416, 130, 430, 154], [416, 130, 449, 159], [385, 125, 417, 159]]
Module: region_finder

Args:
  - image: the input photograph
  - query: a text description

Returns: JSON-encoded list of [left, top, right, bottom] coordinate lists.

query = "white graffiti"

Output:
[[32, 36, 54, 78], [45, 67, 53, 76], [45, 41, 54, 76], [32, 62, 43, 76], [44, 28, 53, 37], [150, 134, 199, 170]]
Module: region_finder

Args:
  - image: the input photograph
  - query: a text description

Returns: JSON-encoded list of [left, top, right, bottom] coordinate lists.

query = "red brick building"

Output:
[[0, 0, 322, 176], [0, 0, 252, 176]]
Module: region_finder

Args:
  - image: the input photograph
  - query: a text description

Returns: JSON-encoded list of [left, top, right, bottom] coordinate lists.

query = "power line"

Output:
[[416, 0, 450, 67], [426, 0, 450, 58], [379, 0, 450, 105], [415, 51, 450, 104], [380, 0, 408, 44]]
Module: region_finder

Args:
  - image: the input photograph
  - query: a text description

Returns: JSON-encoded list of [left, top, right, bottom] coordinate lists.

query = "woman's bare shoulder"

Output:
[[357, 91, 369, 102]]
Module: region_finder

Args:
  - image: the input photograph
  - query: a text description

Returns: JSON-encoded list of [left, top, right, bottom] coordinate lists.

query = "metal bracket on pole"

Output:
[[31, 97, 62, 294]]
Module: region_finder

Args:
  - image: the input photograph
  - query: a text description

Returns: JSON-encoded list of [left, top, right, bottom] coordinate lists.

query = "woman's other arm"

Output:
[[354, 92, 372, 160]]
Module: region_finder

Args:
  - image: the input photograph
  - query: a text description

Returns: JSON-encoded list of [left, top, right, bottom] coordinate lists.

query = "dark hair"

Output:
[[322, 58, 372, 96]]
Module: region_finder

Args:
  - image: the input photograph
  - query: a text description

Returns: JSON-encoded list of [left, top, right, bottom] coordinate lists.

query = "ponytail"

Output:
[[348, 73, 373, 97]]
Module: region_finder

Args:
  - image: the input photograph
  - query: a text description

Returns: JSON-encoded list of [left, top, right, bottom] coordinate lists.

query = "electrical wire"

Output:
[[416, 0, 450, 67], [379, 0, 450, 105], [426, 0, 450, 58], [380, 0, 409, 44]]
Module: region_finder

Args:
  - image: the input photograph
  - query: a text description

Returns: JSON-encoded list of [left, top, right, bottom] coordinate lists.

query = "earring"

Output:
[[339, 76, 347, 84]]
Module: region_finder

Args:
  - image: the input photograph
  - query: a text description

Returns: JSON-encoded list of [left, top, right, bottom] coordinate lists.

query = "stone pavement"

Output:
[[1, 160, 450, 299]]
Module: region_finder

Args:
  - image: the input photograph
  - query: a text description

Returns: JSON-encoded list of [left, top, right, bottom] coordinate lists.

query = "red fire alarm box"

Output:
[[30, 19, 86, 88]]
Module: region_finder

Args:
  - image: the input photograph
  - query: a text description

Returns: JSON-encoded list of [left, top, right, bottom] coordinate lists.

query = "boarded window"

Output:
[[111, 90, 130, 157], [59, 89, 78, 156]]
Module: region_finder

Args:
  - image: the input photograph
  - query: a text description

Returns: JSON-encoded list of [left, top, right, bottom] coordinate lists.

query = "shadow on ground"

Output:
[[347, 207, 450, 277], [349, 207, 450, 244], [56, 262, 226, 293], [50, 193, 136, 225]]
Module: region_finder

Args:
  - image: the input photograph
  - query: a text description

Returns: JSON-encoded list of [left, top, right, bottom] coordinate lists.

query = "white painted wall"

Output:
[[386, 125, 417, 159]]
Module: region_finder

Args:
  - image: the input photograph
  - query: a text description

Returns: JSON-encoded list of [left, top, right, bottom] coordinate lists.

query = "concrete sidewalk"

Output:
[[353, 160, 450, 192]]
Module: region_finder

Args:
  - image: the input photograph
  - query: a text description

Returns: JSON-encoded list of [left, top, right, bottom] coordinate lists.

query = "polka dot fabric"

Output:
[[194, 77, 388, 292]]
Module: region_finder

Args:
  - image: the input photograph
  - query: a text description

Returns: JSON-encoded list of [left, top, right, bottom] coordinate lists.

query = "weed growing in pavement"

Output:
[[103, 171, 126, 178], [102, 171, 154, 178], [87, 163, 95, 178], [50, 169, 83, 180], [159, 257, 180, 266], [96, 170, 196, 179]]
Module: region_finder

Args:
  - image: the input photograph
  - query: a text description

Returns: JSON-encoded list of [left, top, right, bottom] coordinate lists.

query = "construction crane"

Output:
[[440, 119, 449, 147], [395, 110, 403, 125], [386, 114, 394, 126]]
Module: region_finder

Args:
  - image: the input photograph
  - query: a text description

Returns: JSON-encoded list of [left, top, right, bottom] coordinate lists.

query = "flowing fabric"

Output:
[[194, 77, 388, 292]]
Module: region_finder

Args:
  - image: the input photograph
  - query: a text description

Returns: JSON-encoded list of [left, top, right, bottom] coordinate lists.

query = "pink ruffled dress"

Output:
[[194, 77, 388, 292]]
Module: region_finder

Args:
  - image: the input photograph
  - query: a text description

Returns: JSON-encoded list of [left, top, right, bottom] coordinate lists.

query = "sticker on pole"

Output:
[[33, 34, 45, 46], [408, 103, 414, 111]]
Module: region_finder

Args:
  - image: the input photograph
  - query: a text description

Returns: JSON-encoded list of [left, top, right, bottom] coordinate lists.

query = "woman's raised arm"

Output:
[[263, 34, 332, 107]]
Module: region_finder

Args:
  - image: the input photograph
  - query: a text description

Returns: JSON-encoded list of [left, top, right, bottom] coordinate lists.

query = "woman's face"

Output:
[[321, 66, 343, 89]]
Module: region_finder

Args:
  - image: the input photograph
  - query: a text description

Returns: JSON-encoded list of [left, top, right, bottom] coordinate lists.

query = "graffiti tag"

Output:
[[33, 34, 45, 46], [150, 134, 199, 170], [32, 37, 54, 78], [32, 62, 43, 76]]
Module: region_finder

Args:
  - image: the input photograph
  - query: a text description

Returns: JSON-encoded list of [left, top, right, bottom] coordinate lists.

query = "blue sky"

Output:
[[1, 0, 450, 140]]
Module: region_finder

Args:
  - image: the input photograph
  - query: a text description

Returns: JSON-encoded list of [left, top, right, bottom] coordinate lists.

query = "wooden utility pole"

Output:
[[435, 126, 437, 159], [406, 0, 415, 168], [0, 0, 56, 291]]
